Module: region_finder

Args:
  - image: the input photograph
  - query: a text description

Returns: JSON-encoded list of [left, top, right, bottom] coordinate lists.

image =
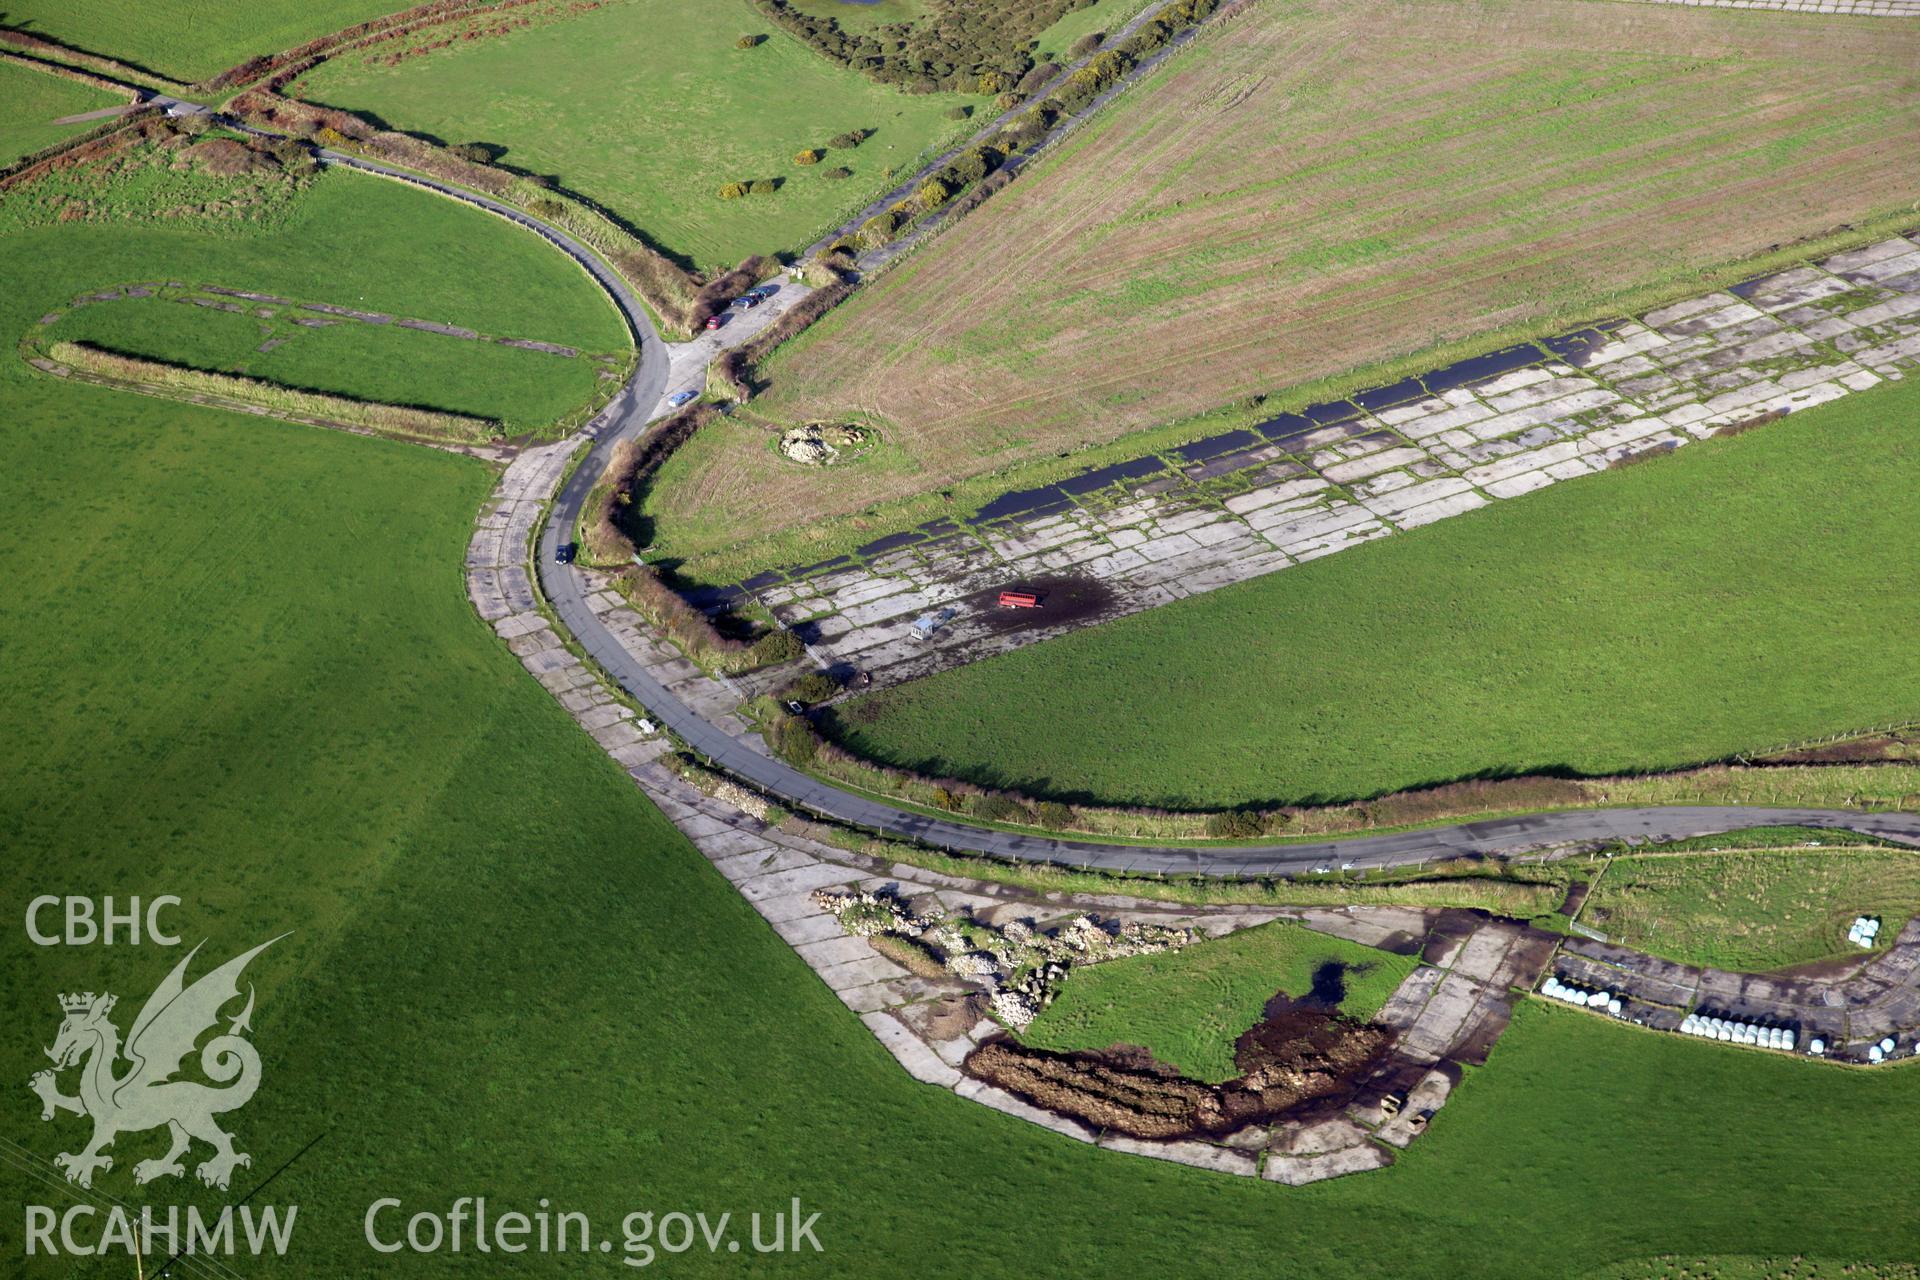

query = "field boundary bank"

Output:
[[0, 107, 157, 189], [19, 277, 631, 446], [1615, 0, 1920, 13], [0, 27, 193, 96], [34, 340, 515, 450], [0, 47, 142, 100], [744, 718, 1920, 844]]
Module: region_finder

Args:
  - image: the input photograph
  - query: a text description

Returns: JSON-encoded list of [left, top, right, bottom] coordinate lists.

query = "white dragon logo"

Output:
[[29, 937, 282, 1191]]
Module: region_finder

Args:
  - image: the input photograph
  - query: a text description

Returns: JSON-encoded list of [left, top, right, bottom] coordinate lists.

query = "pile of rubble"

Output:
[[812, 888, 1192, 1029], [779, 423, 868, 465]]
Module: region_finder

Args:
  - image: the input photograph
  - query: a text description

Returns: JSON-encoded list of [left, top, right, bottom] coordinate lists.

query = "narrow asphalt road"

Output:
[[294, 145, 1920, 876]]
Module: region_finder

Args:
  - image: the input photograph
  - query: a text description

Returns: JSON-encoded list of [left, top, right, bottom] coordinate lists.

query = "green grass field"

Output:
[[41, 290, 615, 436], [300, 0, 983, 269], [1021, 922, 1418, 1080], [7, 135, 1920, 1280], [1030, 0, 1154, 61], [1583, 848, 1920, 972], [825, 378, 1920, 810], [0, 0, 399, 82], [0, 60, 125, 166]]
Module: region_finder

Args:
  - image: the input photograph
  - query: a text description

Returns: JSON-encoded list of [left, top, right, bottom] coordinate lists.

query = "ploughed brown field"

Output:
[[652, 0, 1920, 571]]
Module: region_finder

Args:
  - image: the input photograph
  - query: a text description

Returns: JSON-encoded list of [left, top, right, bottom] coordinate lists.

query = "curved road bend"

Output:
[[292, 151, 1920, 875]]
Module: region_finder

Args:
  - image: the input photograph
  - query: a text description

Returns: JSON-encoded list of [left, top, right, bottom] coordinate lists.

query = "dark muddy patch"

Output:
[[961, 573, 1121, 635], [966, 1004, 1391, 1141]]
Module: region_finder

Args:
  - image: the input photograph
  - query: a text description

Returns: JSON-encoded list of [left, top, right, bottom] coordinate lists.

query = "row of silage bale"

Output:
[[1538, 975, 1622, 1015], [1679, 1013, 1797, 1052]]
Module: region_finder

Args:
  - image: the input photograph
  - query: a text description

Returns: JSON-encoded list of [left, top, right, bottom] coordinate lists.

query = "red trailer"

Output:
[[998, 590, 1041, 609]]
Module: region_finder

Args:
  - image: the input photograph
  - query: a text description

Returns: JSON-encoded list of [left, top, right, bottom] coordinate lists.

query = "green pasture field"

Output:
[[1583, 848, 1920, 972], [824, 378, 1920, 810], [0, 59, 125, 166], [0, 0, 400, 83], [41, 291, 614, 436], [1030, 0, 1156, 61], [1021, 922, 1418, 1080], [5, 132, 1920, 1280], [299, 0, 983, 269]]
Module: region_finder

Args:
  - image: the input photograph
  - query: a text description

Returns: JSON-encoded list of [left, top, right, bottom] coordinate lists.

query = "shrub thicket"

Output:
[[447, 141, 492, 164], [753, 0, 1102, 94], [780, 671, 842, 704], [827, 129, 868, 149]]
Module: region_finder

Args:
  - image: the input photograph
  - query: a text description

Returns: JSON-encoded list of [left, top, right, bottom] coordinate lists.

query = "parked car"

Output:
[[554, 541, 576, 564], [667, 389, 698, 408], [729, 293, 762, 310], [704, 313, 728, 330]]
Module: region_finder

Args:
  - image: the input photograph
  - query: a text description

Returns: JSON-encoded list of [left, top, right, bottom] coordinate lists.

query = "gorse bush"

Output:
[[824, 165, 852, 180], [736, 33, 766, 48], [828, 129, 868, 149], [1034, 801, 1075, 831], [1204, 810, 1267, 840], [793, 148, 823, 166], [749, 178, 777, 196], [717, 181, 748, 200], [447, 141, 492, 165], [1016, 62, 1060, 95]]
